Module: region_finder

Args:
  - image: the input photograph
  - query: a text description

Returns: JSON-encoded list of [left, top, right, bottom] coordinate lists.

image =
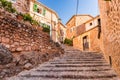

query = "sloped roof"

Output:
[[66, 14, 93, 25]]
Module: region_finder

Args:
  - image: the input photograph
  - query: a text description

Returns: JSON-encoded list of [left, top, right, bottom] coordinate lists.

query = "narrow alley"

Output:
[[6, 46, 119, 80]]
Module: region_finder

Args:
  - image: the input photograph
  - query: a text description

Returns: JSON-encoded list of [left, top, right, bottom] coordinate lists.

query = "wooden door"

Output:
[[83, 36, 89, 51]]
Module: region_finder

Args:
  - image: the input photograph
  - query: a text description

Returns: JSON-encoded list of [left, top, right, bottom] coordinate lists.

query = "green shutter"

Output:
[[43, 8, 46, 16], [33, 4, 38, 12]]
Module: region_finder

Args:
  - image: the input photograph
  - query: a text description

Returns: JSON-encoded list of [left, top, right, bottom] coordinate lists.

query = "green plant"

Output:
[[17, 12, 23, 16], [31, 20, 39, 26], [0, 0, 9, 7], [23, 13, 32, 22], [10, 7, 16, 13], [42, 27, 50, 33], [23, 14, 40, 26], [41, 23, 50, 33], [0, 0, 16, 13], [64, 38, 73, 46]]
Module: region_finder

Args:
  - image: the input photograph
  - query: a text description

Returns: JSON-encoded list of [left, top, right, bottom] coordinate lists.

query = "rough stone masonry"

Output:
[[0, 8, 64, 79], [0, 8, 53, 52], [98, 0, 120, 76]]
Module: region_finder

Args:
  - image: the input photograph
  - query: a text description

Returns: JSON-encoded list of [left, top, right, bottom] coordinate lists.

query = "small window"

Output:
[[98, 19, 101, 39], [70, 29, 72, 32], [90, 23, 92, 26], [73, 27, 75, 31], [98, 19, 101, 26], [37, 8, 40, 13]]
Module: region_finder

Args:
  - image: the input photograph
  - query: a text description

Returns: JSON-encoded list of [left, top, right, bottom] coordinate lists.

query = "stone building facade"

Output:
[[7, 0, 60, 42], [98, 0, 120, 76], [66, 15, 93, 39], [73, 16, 101, 52], [57, 21, 66, 43]]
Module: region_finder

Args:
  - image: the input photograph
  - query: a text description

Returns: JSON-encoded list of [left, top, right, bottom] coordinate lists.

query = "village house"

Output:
[[73, 15, 101, 52], [66, 15, 93, 39], [57, 19, 66, 43], [7, 0, 62, 43]]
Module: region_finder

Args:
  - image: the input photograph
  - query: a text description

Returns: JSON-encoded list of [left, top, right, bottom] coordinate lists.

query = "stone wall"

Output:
[[0, 9, 58, 53], [98, 0, 120, 76], [12, 0, 30, 14]]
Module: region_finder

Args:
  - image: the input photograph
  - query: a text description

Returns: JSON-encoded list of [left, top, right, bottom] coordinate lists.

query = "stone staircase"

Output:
[[6, 46, 119, 80]]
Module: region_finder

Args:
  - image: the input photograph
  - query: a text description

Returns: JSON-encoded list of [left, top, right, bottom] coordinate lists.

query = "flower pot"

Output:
[[17, 15, 23, 21]]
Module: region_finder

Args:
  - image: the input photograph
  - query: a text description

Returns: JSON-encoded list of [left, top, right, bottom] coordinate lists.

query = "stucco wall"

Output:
[[66, 15, 93, 39], [73, 27, 101, 52], [86, 16, 100, 31]]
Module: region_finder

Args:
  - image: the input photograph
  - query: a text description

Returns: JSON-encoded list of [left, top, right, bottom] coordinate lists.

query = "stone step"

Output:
[[62, 57, 104, 60], [8, 77, 120, 80], [32, 66, 114, 72], [49, 60, 107, 64], [43, 64, 110, 68], [65, 59, 105, 61], [64, 58, 104, 60], [20, 71, 117, 80], [48, 63, 109, 67], [35, 68, 112, 72], [6, 46, 120, 80], [50, 59, 105, 63], [50, 61, 107, 64], [58, 58, 104, 60]]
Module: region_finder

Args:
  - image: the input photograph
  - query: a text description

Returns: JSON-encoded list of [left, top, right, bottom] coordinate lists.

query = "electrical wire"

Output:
[[76, 0, 79, 15]]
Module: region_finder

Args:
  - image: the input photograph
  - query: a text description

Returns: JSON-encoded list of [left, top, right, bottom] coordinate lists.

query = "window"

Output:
[[70, 29, 72, 32], [98, 19, 101, 39], [98, 19, 101, 26], [33, 4, 46, 16], [37, 8, 42, 14], [73, 27, 75, 31], [90, 23, 92, 26], [33, 4, 38, 12], [43, 8, 46, 16]]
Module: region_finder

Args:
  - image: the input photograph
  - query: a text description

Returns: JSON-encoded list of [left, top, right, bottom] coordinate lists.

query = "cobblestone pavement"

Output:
[[6, 46, 120, 80]]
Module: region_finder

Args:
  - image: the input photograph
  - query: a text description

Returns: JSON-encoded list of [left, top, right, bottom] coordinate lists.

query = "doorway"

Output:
[[83, 36, 89, 51]]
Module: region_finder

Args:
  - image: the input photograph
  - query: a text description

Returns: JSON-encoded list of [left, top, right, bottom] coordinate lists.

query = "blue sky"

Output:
[[38, 0, 99, 24]]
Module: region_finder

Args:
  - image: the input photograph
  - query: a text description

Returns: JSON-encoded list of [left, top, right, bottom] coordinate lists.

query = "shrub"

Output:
[[64, 38, 73, 46], [23, 14, 40, 26], [42, 27, 50, 33], [23, 13, 32, 22], [0, 0, 9, 7], [0, 0, 16, 13], [41, 23, 50, 33], [9, 7, 16, 13], [31, 20, 39, 26]]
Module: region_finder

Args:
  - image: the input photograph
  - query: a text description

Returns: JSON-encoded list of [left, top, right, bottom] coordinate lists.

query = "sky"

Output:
[[38, 0, 99, 25]]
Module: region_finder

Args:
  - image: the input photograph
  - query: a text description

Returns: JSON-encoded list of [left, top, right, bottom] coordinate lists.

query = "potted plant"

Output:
[[16, 12, 23, 21]]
